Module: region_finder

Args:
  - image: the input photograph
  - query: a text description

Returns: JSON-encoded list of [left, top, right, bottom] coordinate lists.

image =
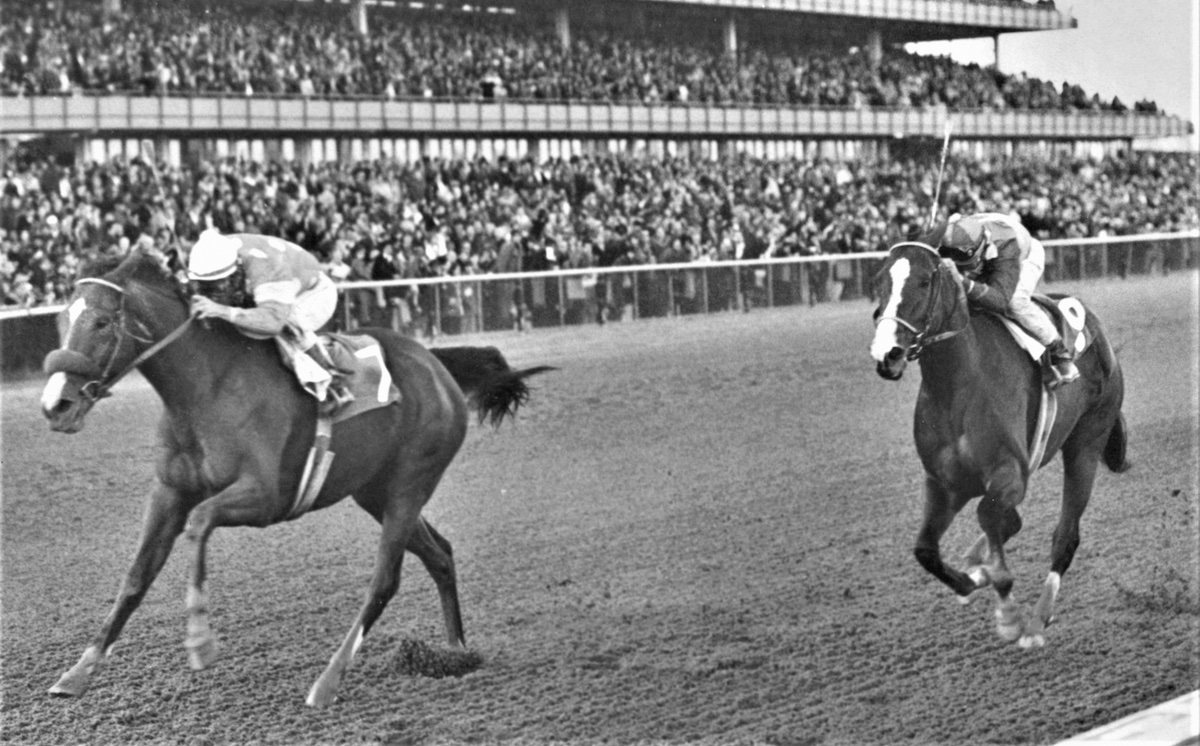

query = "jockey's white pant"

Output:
[[1007, 238, 1059, 346], [273, 273, 339, 400]]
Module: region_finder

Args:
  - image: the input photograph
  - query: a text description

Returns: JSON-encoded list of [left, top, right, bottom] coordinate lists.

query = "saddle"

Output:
[[994, 294, 1091, 471], [287, 333, 402, 521], [996, 294, 1091, 379]]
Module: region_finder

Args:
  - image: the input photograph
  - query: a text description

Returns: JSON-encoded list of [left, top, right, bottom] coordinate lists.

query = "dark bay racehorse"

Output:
[[40, 250, 551, 706], [869, 241, 1128, 647]]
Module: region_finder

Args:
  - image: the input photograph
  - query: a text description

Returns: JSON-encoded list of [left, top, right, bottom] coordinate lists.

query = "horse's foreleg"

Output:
[[50, 486, 188, 697], [307, 498, 422, 707], [913, 477, 978, 598], [182, 481, 271, 671], [977, 464, 1029, 642], [1022, 444, 1101, 648], [408, 517, 466, 648]]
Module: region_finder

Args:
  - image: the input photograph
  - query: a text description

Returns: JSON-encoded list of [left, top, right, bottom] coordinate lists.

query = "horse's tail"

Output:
[[1083, 311, 1130, 474], [430, 346, 555, 427], [1103, 411, 1131, 473]]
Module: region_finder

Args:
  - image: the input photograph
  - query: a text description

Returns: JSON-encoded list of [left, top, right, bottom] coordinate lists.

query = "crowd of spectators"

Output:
[[1, 0, 1162, 114], [3, 149, 1196, 309]]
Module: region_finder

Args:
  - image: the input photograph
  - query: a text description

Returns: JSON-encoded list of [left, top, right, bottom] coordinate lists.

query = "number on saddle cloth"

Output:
[[1035, 295, 1089, 356], [319, 333, 400, 417]]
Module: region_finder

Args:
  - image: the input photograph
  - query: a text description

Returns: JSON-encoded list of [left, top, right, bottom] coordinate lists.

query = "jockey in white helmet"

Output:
[[187, 228, 354, 412], [935, 212, 1080, 387]]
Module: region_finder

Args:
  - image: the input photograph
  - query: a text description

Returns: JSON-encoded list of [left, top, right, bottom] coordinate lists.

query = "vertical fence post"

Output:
[[476, 279, 484, 333], [702, 267, 710, 314], [766, 262, 774, 308], [667, 271, 675, 316], [632, 272, 639, 320], [734, 265, 741, 311], [1099, 242, 1108, 279], [557, 275, 566, 326], [434, 284, 442, 335]]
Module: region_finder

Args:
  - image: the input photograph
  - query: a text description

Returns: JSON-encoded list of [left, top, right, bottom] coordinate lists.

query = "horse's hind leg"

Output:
[[408, 517, 466, 648], [308, 480, 432, 707], [913, 476, 979, 598], [1021, 440, 1103, 648]]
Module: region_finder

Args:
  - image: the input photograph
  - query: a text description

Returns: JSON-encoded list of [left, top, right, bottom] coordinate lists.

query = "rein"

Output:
[[73, 277, 194, 402], [875, 242, 969, 361]]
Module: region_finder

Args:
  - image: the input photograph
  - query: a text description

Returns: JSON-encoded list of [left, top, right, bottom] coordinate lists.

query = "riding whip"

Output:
[[927, 118, 955, 231]]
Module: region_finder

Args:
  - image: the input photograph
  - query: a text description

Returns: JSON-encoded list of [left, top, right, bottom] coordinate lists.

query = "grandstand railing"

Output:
[[2, 232, 1194, 379], [1, 95, 1189, 141]]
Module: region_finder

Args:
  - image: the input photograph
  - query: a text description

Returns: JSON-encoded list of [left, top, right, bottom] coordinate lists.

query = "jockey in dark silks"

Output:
[[187, 228, 355, 413], [933, 212, 1080, 387]]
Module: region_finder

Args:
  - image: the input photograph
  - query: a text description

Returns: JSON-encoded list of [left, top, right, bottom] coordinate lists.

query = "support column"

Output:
[[554, 5, 570, 50], [993, 34, 1001, 69], [353, 0, 368, 36], [723, 15, 738, 58], [866, 28, 882, 69]]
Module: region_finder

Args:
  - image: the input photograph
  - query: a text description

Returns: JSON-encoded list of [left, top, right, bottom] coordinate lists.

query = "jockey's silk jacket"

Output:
[[226, 233, 326, 338], [959, 212, 1033, 316]]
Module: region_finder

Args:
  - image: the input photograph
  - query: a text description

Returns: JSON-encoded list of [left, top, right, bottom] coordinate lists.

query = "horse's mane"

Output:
[[81, 250, 189, 306]]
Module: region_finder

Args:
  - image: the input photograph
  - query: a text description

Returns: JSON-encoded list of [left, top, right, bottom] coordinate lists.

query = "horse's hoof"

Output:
[[48, 672, 88, 697], [995, 604, 1024, 642], [184, 636, 220, 670], [1018, 633, 1046, 649], [305, 678, 338, 708]]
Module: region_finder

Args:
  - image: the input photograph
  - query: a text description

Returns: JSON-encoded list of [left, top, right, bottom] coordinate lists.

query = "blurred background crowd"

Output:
[[1, 0, 1162, 113], [2, 150, 1196, 308]]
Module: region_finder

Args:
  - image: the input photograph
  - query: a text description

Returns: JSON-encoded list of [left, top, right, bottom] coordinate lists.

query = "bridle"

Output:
[[874, 242, 969, 361], [68, 277, 193, 402]]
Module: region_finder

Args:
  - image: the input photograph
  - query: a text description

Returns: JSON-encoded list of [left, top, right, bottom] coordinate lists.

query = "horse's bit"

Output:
[[70, 277, 193, 402], [874, 243, 969, 361]]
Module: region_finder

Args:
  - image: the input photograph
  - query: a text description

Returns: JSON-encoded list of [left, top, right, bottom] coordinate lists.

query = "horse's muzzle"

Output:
[[41, 371, 95, 433], [876, 348, 907, 380]]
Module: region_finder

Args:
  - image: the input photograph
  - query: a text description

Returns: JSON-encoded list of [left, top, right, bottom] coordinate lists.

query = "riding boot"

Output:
[[304, 342, 355, 415], [1045, 337, 1080, 389]]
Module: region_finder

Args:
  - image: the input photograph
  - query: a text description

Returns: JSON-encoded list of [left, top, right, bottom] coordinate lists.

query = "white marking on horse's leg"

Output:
[[307, 621, 366, 707], [995, 598, 1025, 642], [41, 372, 68, 412], [1021, 571, 1063, 649], [184, 586, 219, 670], [870, 258, 911, 362], [48, 644, 106, 697]]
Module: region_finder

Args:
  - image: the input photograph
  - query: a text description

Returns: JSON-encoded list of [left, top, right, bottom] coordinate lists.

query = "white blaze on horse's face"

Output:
[[870, 257, 912, 362], [41, 372, 69, 412]]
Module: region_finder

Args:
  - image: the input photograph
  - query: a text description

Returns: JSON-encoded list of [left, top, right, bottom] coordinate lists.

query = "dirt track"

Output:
[[2, 272, 1197, 746]]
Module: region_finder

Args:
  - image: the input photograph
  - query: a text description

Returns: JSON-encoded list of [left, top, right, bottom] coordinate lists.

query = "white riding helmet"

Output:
[[187, 229, 241, 281]]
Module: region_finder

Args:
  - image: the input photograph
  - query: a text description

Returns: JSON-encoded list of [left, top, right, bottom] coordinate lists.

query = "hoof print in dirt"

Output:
[[389, 639, 483, 679]]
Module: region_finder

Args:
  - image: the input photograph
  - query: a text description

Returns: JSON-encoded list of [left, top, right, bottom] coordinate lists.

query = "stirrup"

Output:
[[1046, 361, 1080, 390], [318, 381, 355, 417]]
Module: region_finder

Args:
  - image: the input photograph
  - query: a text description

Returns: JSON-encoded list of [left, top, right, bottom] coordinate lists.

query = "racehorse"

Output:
[[39, 249, 552, 706], [868, 240, 1128, 647]]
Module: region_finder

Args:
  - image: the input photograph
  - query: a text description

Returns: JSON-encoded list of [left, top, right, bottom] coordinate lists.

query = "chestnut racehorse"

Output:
[[869, 240, 1128, 647], [41, 250, 551, 706]]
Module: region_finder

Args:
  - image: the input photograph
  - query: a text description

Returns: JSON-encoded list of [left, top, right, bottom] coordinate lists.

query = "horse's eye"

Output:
[[919, 277, 932, 288], [94, 317, 111, 330]]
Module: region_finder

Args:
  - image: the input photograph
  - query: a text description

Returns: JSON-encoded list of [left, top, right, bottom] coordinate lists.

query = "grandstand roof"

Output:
[[483, 0, 1076, 44]]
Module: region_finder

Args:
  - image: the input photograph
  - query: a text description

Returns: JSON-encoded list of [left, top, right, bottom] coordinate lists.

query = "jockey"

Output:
[[187, 228, 355, 413], [935, 212, 1080, 387]]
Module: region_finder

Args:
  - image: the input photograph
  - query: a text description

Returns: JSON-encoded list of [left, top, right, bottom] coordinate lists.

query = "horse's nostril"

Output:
[[885, 347, 905, 363], [50, 400, 73, 417]]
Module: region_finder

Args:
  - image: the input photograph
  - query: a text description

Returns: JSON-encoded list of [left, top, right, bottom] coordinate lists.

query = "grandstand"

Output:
[[0, 0, 1196, 320]]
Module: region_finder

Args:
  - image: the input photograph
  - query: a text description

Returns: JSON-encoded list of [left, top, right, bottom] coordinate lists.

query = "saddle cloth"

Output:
[[998, 294, 1092, 363], [320, 332, 402, 424]]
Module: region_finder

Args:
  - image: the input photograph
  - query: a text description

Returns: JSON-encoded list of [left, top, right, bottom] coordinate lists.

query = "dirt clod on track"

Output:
[[2, 272, 1197, 746], [388, 640, 484, 679]]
